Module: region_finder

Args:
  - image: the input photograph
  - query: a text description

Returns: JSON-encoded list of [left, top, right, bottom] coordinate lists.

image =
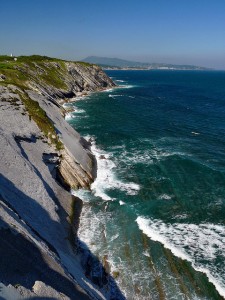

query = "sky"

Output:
[[1, 0, 225, 69]]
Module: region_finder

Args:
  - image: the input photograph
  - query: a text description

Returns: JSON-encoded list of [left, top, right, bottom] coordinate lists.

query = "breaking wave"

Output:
[[88, 137, 140, 201], [136, 216, 225, 298]]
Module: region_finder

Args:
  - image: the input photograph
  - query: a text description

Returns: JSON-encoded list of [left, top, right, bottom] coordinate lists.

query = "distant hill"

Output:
[[82, 56, 147, 68], [82, 56, 208, 70]]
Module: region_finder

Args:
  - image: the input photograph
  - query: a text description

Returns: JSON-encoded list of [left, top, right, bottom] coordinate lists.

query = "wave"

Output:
[[64, 105, 85, 121], [72, 107, 85, 114], [86, 136, 140, 201], [78, 204, 106, 252], [136, 217, 225, 298], [158, 194, 172, 200], [108, 94, 123, 99], [115, 80, 126, 83], [119, 200, 126, 206], [120, 84, 136, 89], [103, 88, 114, 92], [76, 95, 89, 100], [118, 146, 189, 167], [65, 112, 75, 121]]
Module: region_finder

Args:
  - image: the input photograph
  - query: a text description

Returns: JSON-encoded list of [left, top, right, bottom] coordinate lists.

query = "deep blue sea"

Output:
[[67, 70, 225, 299]]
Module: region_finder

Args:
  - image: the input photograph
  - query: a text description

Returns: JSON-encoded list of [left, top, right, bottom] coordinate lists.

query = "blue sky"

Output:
[[1, 0, 225, 69]]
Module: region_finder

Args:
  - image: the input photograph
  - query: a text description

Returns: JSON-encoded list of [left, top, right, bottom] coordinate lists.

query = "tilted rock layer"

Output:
[[0, 56, 117, 299]]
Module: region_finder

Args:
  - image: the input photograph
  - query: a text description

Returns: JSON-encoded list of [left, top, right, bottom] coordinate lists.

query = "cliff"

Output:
[[0, 55, 119, 299]]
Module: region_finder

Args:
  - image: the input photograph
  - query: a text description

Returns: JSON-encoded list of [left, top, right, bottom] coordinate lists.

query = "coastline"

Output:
[[64, 84, 128, 300], [0, 57, 122, 299], [62, 84, 133, 299], [65, 71, 225, 299], [3, 60, 223, 299]]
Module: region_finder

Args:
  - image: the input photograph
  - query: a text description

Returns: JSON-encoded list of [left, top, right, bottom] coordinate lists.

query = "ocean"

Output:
[[67, 70, 225, 300]]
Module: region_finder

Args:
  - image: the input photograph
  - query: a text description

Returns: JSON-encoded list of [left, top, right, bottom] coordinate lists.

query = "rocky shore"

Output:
[[0, 56, 122, 299]]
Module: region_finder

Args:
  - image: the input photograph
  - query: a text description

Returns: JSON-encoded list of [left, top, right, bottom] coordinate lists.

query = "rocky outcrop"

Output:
[[16, 60, 116, 103], [0, 56, 118, 299], [26, 89, 96, 189]]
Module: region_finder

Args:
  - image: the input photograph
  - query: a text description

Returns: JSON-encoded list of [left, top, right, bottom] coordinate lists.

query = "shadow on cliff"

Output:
[[0, 225, 90, 300], [0, 174, 126, 300], [15, 135, 63, 209]]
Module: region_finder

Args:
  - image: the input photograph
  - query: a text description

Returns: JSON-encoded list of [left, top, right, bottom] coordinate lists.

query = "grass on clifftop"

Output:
[[0, 54, 97, 150], [0, 55, 67, 151], [0, 55, 61, 63], [0, 55, 95, 90], [0, 55, 67, 89]]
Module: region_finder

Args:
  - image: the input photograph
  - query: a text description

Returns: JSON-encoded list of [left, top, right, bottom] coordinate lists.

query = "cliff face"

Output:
[[0, 56, 116, 299], [1, 56, 115, 188]]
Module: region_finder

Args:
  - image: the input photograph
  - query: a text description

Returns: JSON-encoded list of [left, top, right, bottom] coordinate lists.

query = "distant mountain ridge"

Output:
[[82, 56, 209, 70]]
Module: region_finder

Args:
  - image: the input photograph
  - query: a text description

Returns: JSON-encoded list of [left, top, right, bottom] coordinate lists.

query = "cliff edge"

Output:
[[0, 55, 118, 299]]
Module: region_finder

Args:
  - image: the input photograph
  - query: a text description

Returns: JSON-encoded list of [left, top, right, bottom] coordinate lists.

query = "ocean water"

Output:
[[68, 70, 225, 300]]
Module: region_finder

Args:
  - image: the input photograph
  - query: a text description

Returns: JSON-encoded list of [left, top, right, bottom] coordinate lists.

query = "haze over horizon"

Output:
[[1, 0, 225, 69]]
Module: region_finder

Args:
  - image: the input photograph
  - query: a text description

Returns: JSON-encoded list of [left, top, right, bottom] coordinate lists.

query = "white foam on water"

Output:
[[158, 194, 172, 200], [78, 205, 109, 252], [119, 149, 154, 166], [115, 80, 126, 83], [119, 146, 189, 167], [136, 216, 225, 298], [86, 136, 140, 201], [73, 108, 85, 114], [143, 250, 150, 258], [151, 148, 189, 160], [78, 203, 199, 299], [109, 234, 119, 243], [108, 94, 123, 99], [120, 84, 136, 89], [175, 214, 188, 220], [119, 200, 126, 206], [65, 112, 75, 121], [103, 88, 114, 92], [71, 188, 93, 203]]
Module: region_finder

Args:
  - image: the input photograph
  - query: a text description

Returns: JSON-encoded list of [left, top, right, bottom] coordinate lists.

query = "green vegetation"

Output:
[[17, 55, 61, 62], [40, 63, 67, 89], [0, 62, 14, 69], [0, 54, 63, 63], [0, 55, 68, 148], [76, 61, 94, 67], [0, 55, 69, 150], [0, 55, 15, 62], [0, 54, 96, 150], [18, 92, 63, 150], [0, 55, 67, 89], [0, 68, 28, 89]]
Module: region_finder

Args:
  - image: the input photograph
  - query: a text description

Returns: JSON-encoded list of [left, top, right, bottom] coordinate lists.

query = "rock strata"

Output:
[[0, 56, 119, 299]]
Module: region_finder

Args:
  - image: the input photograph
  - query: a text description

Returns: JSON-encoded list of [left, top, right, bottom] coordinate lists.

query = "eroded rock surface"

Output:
[[0, 58, 117, 299]]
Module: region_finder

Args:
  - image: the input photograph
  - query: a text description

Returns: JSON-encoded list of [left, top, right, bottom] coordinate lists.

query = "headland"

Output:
[[0, 55, 123, 299]]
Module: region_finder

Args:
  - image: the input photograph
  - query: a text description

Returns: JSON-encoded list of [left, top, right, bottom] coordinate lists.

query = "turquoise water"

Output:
[[68, 70, 225, 299]]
